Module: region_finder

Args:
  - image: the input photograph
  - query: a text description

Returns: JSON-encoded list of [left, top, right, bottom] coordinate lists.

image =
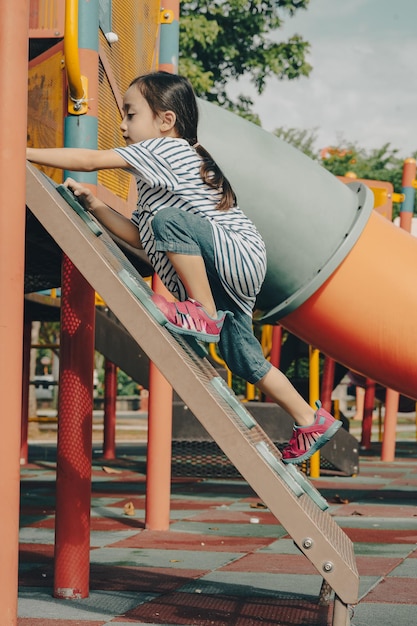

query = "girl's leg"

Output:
[[256, 366, 315, 426], [151, 208, 226, 341], [152, 207, 219, 311], [216, 305, 341, 464], [216, 305, 314, 425], [166, 252, 216, 317], [255, 365, 341, 464]]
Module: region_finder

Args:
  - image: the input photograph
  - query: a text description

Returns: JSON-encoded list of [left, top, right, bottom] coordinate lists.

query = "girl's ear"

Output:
[[160, 110, 177, 132]]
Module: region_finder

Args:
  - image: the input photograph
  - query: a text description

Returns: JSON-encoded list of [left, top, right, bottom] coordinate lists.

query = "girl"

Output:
[[27, 71, 341, 464]]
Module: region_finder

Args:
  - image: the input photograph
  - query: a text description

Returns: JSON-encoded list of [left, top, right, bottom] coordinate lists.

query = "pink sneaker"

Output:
[[152, 294, 227, 343], [282, 401, 342, 464]]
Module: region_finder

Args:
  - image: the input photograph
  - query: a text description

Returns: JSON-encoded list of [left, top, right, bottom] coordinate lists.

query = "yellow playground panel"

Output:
[[28, 0, 162, 208], [97, 0, 161, 202]]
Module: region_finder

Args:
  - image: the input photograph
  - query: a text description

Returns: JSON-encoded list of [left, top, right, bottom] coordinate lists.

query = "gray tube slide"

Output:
[[198, 99, 373, 322]]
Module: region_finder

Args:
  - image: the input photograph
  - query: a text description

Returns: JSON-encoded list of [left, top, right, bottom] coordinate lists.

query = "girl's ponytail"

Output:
[[193, 143, 237, 211]]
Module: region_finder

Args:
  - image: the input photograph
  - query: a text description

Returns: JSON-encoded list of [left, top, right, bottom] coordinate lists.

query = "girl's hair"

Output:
[[130, 72, 237, 211]]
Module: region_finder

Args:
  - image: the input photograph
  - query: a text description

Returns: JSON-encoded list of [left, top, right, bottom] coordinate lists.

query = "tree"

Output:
[[273, 126, 319, 160], [179, 0, 312, 119]]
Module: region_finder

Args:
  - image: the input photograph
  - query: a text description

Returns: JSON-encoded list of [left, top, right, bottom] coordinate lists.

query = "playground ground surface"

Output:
[[18, 427, 417, 626]]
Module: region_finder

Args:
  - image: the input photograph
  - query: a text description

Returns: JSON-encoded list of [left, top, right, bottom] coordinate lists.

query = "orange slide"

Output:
[[282, 211, 417, 400]]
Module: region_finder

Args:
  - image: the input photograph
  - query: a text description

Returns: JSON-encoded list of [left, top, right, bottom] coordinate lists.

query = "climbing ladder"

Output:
[[26, 163, 358, 626]]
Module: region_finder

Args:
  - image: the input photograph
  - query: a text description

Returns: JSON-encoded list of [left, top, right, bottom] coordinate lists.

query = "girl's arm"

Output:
[[26, 147, 127, 172], [65, 179, 142, 249], [27, 147, 141, 248]]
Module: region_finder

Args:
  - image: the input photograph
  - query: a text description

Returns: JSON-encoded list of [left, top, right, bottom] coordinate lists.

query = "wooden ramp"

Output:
[[26, 163, 358, 626]]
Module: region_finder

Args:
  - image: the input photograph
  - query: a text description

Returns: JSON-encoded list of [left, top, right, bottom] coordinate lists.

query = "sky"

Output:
[[234, 0, 417, 158]]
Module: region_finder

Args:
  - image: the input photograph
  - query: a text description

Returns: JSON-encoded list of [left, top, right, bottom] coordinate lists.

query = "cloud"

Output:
[[229, 0, 417, 157]]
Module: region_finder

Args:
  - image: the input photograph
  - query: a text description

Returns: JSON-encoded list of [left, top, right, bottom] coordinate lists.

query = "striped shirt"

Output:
[[114, 137, 267, 316]]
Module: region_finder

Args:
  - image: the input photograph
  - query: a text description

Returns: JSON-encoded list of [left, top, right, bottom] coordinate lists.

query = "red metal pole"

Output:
[[270, 325, 282, 368], [103, 360, 117, 460], [381, 388, 400, 462], [53, 0, 99, 598], [145, 276, 173, 530], [321, 356, 335, 413], [0, 1, 30, 623], [361, 378, 375, 450], [266, 325, 282, 403], [20, 312, 32, 465], [54, 258, 95, 598]]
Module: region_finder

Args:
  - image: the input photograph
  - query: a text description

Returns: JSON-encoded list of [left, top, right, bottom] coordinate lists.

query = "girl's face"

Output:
[[120, 86, 176, 144]]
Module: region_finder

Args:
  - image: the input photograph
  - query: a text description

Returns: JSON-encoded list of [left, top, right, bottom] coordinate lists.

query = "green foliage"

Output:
[[179, 0, 312, 113], [116, 369, 140, 396], [38, 321, 60, 346], [273, 126, 319, 160], [35, 321, 60, 375], [230, 95, 262, 125]]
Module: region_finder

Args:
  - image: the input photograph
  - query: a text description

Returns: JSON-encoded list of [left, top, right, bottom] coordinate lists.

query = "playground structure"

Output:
[[1, 1, 417, 625]]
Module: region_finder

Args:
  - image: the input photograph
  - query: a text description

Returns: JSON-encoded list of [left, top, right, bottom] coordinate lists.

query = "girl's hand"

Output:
[[64, 178, 105, 214], [64, 177, 142, 249]]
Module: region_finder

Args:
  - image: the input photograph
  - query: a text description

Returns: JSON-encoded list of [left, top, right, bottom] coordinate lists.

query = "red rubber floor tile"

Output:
[[28, 517, 57, 529], [90, 564, 205, 592], [334, 504, 417, 517], [111, 496, 221, 511], [170, 500, 230, 511], [109, 529, 275, 552], [361, 577, 417, 603], [390, 478, 417, 487], [186, 509, 278, 524], [114, 591, 332, 625], [28, 515, 145, 531], [355, 556, 403, 576], [89, 516, 145, 531], [19, 544, 55, 562], [343, 527, 417, 544], [17, 617, 108, 626], [220, 553, 316, 575]]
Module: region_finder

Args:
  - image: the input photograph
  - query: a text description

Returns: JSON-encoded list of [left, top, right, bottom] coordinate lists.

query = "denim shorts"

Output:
[[151, 207, 272, 384]]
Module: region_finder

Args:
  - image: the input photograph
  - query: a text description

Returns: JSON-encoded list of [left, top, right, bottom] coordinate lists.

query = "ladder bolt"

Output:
[[302, 538, 313, 549], [323, 561, 334, 572]]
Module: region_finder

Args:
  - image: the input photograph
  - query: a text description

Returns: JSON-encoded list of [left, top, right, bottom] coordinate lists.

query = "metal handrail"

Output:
[[64, 0, 88, 114]]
